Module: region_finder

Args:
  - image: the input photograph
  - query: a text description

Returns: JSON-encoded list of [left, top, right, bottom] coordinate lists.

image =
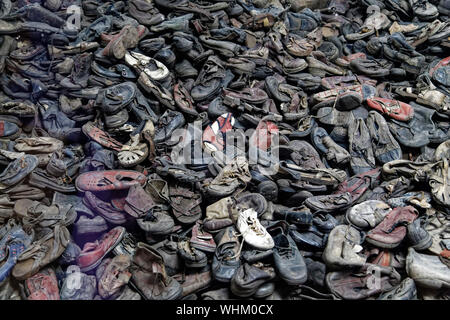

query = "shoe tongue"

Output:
[[218, 242, 236, 257], [275, 234, 289, 248]]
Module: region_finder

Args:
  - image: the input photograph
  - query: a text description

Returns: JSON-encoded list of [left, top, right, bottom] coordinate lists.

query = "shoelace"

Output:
[[226, 230, 244, 260], [276, 245, 294, 259], [246, 216, 265, 236]]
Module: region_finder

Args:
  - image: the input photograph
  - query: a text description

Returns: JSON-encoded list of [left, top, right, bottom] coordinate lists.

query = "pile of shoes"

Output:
[[0, 0, 449, 300]]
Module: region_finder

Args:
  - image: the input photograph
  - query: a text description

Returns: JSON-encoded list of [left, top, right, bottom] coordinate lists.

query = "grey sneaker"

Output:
[[322, 225, 367, 269], [345, 200, 391, 230], [407, 218, 432, 251], [406, 247, 450, 290]]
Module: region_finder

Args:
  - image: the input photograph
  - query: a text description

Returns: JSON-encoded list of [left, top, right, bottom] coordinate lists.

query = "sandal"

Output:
[[169, 184, 202, 225], [118, 131, 149, 168]]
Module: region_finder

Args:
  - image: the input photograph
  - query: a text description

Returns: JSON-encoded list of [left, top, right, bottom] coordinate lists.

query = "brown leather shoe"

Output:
[[169, 184, 202, 225], [124, 184, 155, 218], [173, 271, 212, 297], [130, 242, 182, 300]]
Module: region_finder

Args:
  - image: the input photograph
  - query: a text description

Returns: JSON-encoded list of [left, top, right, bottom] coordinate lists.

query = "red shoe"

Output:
[[83, 191, 128, 225], [82, 122, 124, 151], [343, 52, 367, 63], [190, 221, 216, 253], [334, 168, 381, 203], [429, 56, 450, 78], [100, 25, 147, 45], [101, 25, 147, 59], [366, 97, 414, 122], [77, 226, 125, 272], [440, 250, 450, 259], [366, 206, 418, 249], [25, 267, 60, 300], [75, 170, 147, 192], [222, 87, 268, 105], [202, 113, 235, 153]]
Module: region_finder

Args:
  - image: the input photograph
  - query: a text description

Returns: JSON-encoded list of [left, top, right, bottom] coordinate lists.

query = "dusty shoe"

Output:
[[205, 156, 251, 197], [230, 263, 275, 298], [377, 277, 417, 300], [326, 266, 401, 300], [382, 160, 439, 182], [322, 225, 367, 269], [345, 200, 391, 230], [24, 267, 60, 300], [428, 159, 450, 208], [173, 271, 212, 298], [130, 242, 182, 300], [12, 225, 70, 280], [270, 226, 307, 285], [406, 247, 450, 289], [60, 265, 96, 300], [366, 111, 402, 164], [366, 206, 419, 249], [123, 184, 155, 219], [311, 127, 350, 165], [177, 240, 207, 268], [348, 118, 376, 175], [277, 162, 347, 186], [190, 221, 216, 253], [118, 134, 149, 168], [203, 197, 237, 232], [97, 254, 132, 300], [102, 25, 142, 59], [137, 206, 174, 236], [0, 154, 38, 190], [407, 218, 432, 251], [212, 226, 241, 283]]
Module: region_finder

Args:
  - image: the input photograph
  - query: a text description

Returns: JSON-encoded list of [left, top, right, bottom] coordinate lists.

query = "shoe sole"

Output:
[[411, 234, 433, 251], [185, 259, 208, 268], [365, 236, 402, 249], [129, 278, 183, 300], [278, 273, 307, 286], [190, 243, 216, 253], [230, 281, 257, 298]]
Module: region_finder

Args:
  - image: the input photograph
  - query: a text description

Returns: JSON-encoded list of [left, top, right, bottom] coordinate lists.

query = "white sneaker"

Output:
[[237, 208, 274, 250]]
